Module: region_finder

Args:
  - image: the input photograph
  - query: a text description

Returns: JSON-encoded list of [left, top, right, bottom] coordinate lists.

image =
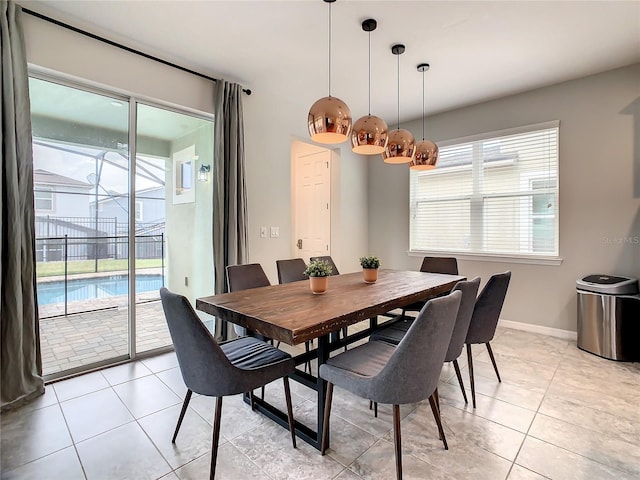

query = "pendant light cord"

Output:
[[397, 52, 400, 131], [422, 70, 426, 141], [368, 30, 371, 115], [328, 2, 332, 97]]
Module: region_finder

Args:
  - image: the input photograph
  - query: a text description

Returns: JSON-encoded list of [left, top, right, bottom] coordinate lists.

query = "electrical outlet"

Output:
[[260, 226, 267, 238], [270, 226, 279, 238]]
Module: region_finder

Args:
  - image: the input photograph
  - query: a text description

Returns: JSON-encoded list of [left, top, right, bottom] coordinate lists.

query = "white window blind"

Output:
[[410, 122, 559, 258]]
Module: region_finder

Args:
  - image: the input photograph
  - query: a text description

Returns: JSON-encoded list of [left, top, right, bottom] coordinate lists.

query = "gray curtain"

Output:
[[0, 0, 44, 410], [212, 80, 248, 340]]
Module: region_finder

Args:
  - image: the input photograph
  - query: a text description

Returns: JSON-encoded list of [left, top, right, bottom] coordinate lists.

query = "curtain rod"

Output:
[[21, 7, 252, 95]]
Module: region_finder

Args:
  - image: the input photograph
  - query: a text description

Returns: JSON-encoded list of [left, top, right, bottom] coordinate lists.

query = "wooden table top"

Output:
[[196, 269, 464, 346]]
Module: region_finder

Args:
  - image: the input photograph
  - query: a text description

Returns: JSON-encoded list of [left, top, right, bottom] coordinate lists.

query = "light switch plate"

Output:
[[260, 226, 267, 238], [270, 226, 279, 238]]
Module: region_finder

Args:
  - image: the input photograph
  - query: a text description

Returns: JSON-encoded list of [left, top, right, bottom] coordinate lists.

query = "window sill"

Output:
[[408, 250, 563, 266]]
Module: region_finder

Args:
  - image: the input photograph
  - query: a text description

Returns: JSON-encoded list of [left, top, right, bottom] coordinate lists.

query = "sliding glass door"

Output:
[[30, 74, 214, 379], [134, 103, 214, 354]]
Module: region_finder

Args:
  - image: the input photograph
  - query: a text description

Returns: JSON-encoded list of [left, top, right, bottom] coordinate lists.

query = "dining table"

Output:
[[196, 268, 464, 450]]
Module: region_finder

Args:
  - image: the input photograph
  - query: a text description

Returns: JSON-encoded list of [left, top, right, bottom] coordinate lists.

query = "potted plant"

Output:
[[360, 256, 381, 283], [303, 259, 333, 294]]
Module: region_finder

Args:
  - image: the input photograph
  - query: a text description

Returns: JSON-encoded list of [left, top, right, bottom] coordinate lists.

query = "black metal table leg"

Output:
[[315, 335, 330, 450], [241, 323, 378, 450]]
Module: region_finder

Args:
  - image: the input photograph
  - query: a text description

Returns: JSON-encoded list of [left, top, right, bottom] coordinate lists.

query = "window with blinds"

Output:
[[410, 121, 559, 258]]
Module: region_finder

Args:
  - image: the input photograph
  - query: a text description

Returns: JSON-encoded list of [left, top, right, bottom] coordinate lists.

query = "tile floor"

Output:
[[1, 327, 639, 480]]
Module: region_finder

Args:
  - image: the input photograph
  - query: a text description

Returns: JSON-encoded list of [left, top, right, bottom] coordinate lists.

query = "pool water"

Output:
[[37, 274, 165, 306]]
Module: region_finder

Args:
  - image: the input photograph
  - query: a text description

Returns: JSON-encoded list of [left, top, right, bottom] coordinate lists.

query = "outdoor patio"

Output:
[[40, 300, 172, 376]]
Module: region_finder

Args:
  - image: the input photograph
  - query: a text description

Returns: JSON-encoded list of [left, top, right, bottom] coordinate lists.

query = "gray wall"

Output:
[[369, 64, 640, 333]]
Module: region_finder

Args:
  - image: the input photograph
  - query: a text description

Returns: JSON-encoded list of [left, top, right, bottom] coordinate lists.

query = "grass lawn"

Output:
[[37, 258, 163, 277]]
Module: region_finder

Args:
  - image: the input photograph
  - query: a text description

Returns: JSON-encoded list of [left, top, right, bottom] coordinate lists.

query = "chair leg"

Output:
[[452, 359, 468, 404], [466, 344, 476, 408], [248, 390, 255, 410], [428, 394, 448, 450], [283, 377, 296, 449], [393, 404, 402, 480], [486, 342, 501, 382], [431, 388, 442, 440], [321, 382, 334, 455], [210, 397, 223, 480], [172, 389, 193, 443], [368, 400, 378, 417]]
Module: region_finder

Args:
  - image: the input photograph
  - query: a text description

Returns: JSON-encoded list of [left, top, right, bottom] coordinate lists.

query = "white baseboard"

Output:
[[498, 318, 577, 341]]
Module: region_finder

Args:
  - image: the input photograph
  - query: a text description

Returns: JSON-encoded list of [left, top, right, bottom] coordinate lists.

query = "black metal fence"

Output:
[[36, 234, 165, 316], [35, 215, 165, 262]]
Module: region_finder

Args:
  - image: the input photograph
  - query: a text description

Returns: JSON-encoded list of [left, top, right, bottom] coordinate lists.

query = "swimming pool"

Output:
[[37, 274, 165, 306]]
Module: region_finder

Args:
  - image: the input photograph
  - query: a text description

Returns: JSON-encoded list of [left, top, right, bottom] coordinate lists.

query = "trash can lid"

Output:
[[577, 275, 639, 295]]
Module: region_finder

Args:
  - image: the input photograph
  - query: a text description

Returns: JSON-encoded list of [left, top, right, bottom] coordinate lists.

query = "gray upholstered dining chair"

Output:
[[226, 263, 271, 337], [319, 290, 462, 480], [159, 288, 296, 480], [420, 256, 459, 275], [276, 258, 307, 284], [401, 256, 459, 317], [276, 258, 313, 372], [465, 271, 511, 408], [370, 277, 481, 405]]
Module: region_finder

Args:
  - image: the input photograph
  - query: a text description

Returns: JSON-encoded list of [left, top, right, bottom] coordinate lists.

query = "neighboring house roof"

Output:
[[34, 169, 92, 188]]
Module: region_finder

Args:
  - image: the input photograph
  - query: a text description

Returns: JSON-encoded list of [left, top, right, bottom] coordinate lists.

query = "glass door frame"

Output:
[[30, 67, 215, 382]]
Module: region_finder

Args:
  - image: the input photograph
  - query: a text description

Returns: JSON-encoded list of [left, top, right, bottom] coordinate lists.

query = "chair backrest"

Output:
[[373, 290, 462, 405], [159, 288, 235, 397], [226, 263, 270, 292], [420, 256, 459, 275], [465, 271, 511, 344], [445, 277, 481, 362], [309, 256, 339, 275], [276, 258, 308, 284]]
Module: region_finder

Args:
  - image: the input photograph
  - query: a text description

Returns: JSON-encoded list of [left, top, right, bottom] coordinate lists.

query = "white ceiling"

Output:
[[23, 0, 640, 124]]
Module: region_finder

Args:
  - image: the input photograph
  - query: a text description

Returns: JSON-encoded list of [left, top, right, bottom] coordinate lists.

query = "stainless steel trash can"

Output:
[[577, 275, 640, 361]]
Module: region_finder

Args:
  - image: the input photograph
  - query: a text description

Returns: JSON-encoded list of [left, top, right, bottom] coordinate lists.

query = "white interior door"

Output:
[[293, 148, 331, 261]]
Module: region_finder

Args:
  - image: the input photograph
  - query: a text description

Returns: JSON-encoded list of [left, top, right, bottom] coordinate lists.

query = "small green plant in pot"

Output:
[[304, 259, 333, 294], [360, 256, 381, 283]]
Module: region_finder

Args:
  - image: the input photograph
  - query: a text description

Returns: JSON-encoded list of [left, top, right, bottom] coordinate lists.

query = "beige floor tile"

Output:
[[437, 381, 536, 433], [232, 421, 345, 480], [174, 444, 269, 480], [349, 438, 445, 480], [516, 436, 632, 480], [508, 464, 549, 479], [538, 394, 640, 446], [528, 414, 640, 477]]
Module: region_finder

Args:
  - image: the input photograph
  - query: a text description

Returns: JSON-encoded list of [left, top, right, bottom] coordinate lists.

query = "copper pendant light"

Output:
[[383, 44, 415, 164], [308, 0, 352, 144], [410, 63, 439, 170], [351, 19, 388, 155]]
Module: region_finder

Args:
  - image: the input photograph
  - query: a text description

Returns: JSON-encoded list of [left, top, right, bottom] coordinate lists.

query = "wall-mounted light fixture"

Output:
[[198, 164, 211, 182]]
